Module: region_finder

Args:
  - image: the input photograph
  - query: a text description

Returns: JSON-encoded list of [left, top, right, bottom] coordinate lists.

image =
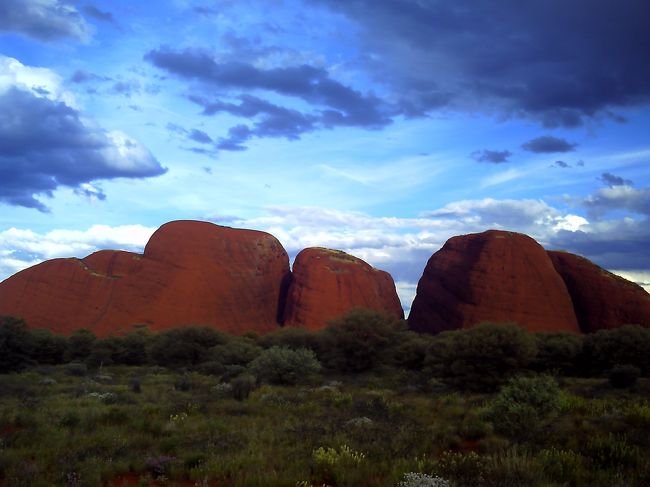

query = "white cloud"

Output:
[[0, 224, 155, 282]]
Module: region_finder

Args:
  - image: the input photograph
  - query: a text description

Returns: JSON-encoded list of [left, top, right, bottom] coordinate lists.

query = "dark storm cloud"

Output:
[[471, 149, 512, 164], [0, 0, 88, 41], [0, 87, 166, 211], [190, 94, 317, 146], [217, 125, 253, 151], [309, 0, 650, 126], [145, 46, 391, 128], [522, 136, 577, 153], [82, 4, 114, 23], [70, 70, 112, 83], [599, 172, 633, 187], [189, 129, 212, 144]]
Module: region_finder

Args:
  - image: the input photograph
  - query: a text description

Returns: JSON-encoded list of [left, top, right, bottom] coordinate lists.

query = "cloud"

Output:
[[145, 46, 392, 150], [82, 4, 114, 23], [522, 136, 577, 153], [0, 224, 155, 283], [0, 56, 166, 211], [111, 79, 141, 97], [584, 185, 650, 217], [70, 69, 111, 83], [309, 0, 650, 126], [0, 0, 89, 41], [471, 149, 512, 164], [599, 172, 633, 187]]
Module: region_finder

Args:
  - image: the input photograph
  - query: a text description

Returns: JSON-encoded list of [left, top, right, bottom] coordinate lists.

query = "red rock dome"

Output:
[[0, 220, 290, 336], [282, 247, 404, 330], [408, 230, 580, 334], [548, 250, 650, 332]]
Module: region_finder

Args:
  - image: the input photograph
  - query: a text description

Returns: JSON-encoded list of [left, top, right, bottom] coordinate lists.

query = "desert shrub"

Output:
[[231, 373, 257, 400], [0, 316, 34, 372], [110, 330, 151, 365], [312, 444, 366, 485], [609, 364, 641, 388], [582, 433, 639, 470], [248, 346, 321, 385], [65, 329, 96, 362], [582, 325, 650, 375], [29, 328, 67, 365], [485, 374, 562, 441], [148, 326, 229, 367], [320, 308, 407, 373], [392, 332, 433, 371], [426, 323, 537, 391], [532, 332, 582, 375], [209, 337, 262, 367], [259, 326, 322, 352], [174, 374, 192, 391]]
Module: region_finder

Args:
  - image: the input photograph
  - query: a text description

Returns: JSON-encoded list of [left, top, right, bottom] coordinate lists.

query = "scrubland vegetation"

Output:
[[2, 311, 650, 486]]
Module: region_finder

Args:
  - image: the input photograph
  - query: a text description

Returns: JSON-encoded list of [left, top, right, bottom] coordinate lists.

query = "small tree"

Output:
[[321, 308, 406, 373], [0, 316, 34, 372], [248, 346, 321, 385], [426, 323, 537, 391], [532, 332, 582, 375], [65, 329, 97, 362]]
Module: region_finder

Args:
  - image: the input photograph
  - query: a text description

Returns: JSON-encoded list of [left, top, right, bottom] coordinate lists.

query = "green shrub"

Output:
[[485, 374, 562, 441], [538, 448, 584, 484], [248, 346, 321, 385], [148, 326, 229, 367], [63, 362, 87, 376], [426, 323, 537, 391], [65, 329, 96, 362], [209, 337, 262, 367], [321, 308, 407, 373], [29, 328, 67, 365], [312, 444, 366, 485], [397, 472, 449, 487], [532, 332, 582, 375], [582, 325, 650, 375], [0, 316, 34, 372]]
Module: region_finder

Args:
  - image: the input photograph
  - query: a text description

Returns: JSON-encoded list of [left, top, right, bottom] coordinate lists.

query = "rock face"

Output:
[[282, 247, 404, 330], [408, 230, 580, 334], [0, 221, 291, 336], [548, 251, 650, 332]]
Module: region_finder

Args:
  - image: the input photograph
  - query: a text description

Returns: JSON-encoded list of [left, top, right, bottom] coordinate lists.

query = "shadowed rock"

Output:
[[408, 230, 580, 334], [548, 250, 650, 332], [282, 247, 404, 330]]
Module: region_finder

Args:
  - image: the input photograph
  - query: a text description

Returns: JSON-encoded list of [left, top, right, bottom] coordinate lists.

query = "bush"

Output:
[[259, 326, 322, 352], [148, 326, 229, 367], [609, 364, 641, 388], [231, 374, 257, 400], [321, 309, 407, 373], [426, 323, 537, 391], [63, 362, 87, 376], [65, 329, 96, 362], [532, 332, 582, 375], [0, 316, 34, 372], [248, 346, 321, 385], [209, 337, 262, 367], [582, 325, 650, 375], [29, 328, 67, 365], [485, 374, 562, 441]]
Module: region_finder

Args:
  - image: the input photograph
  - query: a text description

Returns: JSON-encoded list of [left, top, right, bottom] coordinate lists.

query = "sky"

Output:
[[1, 0, 649, 314]]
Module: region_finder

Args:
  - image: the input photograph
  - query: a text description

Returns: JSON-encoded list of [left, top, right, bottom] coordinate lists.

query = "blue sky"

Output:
[[1, 0, 649, 313]]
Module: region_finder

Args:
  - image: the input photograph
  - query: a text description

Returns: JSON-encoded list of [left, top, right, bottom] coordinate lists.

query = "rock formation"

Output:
[[282, 247, 404, 330], [0, 221, 291, 336], [408, 230, 580, 334], [548, 251, 650, 332]]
